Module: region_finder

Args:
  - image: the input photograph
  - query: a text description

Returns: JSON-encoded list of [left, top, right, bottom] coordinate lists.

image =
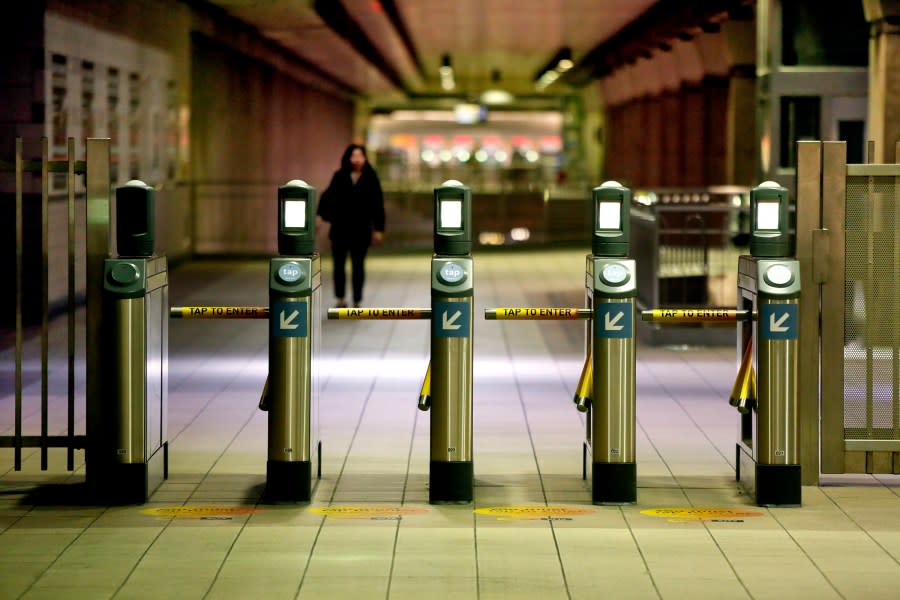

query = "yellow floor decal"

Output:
[[475, 505, 594, 520], [308, 505, 428, 519], [141, 506, 262, 519], [640, 507, 763, 522]]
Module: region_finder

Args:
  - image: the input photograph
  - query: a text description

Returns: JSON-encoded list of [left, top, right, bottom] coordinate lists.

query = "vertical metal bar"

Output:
[[85, 138, 111, 485], [14, 138, 23, 471], [41, 137, 49, 470], [796, 140, 822, 484], [865, 141, 875, 441], [821, 141, 847, 473], [894, 141, 900, 442], [67, 137, 76, 470]]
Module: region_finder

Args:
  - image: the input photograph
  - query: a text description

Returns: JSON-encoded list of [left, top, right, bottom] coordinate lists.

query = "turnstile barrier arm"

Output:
[[170, 306, 269, 319], [483, 307, 592, 411], [327, 308, 431, 320], [730, 338, 756, 414], [259, 376, 270, 412], [484, 307, 591, 320], [418, 362, 432, 411], [574, 352, 592, 413], [641, 308, 752, 323]]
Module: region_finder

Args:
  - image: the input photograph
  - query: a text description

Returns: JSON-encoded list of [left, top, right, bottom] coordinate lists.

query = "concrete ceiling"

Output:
[[202, 0, 753, 104]]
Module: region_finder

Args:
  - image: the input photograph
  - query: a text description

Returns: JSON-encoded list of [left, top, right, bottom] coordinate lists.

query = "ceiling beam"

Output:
[[186, 0, 360, 97], [378, 0, 426, 80], [314, 0, 410, 94], [562, 0, 754, 86]]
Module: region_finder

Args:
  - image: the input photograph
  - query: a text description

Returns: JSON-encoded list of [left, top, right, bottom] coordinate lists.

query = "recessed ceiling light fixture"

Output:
[[534, 47, 573, 92]]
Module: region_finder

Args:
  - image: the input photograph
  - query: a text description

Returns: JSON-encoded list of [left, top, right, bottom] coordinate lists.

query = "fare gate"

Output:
[[328, 180, 475, 504], [98, 180, 169, 503], [170, 180, 322, 503], [486, 182, 638, 504], [266, 181, 322, 502], [644, 181, 801, 506]]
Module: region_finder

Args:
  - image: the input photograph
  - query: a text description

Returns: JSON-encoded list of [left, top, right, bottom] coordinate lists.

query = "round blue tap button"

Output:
[[277, 262, 305, 284], [600, 263, 630, 286], [438, 262, 467, 285]]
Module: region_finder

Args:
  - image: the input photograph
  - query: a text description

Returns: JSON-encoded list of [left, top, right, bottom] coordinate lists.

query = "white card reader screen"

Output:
[[597, 201, 621, 230], [284, 200, 307, 228], [756, 200, 779, 230], [440, 200, 463, 229]]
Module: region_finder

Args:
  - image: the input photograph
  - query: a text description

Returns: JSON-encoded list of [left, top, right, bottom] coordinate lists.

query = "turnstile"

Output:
[[96, 180, 168, 503], [642, 181, 801, 506], [429, 192, 474, 502], [266, 180, 321, 502], [327, 180, 474, 504], [167, 181, 321, 503], [735, 181, 801, 505], [586, 254, 637, 504], [736, 256, 801, 505], [484, 182, 637, 505]]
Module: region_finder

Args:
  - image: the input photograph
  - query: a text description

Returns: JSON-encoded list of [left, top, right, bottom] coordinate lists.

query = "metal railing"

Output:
[[1, 137, 110, 471], [797, 140, 900, 482]]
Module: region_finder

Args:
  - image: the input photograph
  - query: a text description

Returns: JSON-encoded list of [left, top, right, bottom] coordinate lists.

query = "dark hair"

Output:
[[340, 144, 369, 172]]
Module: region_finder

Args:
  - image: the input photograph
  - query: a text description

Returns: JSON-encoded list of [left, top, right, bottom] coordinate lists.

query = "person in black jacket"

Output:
[[316, 144, 386, 308]]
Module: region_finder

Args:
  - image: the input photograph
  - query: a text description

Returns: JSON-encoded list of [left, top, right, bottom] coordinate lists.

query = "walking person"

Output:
[[317, 144, 385, 308]]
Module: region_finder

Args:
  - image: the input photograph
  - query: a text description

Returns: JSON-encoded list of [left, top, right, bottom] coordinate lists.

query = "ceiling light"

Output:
[[533, 47, 573, 91], [439, 53, 455, 91], [479, 69, 514, 105], [480, 90, 513, 105]]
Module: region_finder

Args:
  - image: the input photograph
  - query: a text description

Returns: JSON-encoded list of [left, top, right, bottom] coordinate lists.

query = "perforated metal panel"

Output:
[[843, 175, 900, 442]]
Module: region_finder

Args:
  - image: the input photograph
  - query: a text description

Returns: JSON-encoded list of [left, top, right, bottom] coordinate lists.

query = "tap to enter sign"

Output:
[[641, 308, 752, 324], [485, 308, 593, 320]]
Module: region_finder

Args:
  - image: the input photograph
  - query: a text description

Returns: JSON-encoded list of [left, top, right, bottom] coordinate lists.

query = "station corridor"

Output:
[[2, 248, 900, 599]]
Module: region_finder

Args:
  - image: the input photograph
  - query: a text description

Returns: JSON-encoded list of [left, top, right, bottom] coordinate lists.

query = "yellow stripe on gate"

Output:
[[327, 307, 431, 320], [485, 308, 591, 320], [170, 306, 269, 319], [641, 308, 749, 323]]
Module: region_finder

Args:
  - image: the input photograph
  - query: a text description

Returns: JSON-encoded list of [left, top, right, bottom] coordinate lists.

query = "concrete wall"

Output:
[[190, 33, 352, 255]]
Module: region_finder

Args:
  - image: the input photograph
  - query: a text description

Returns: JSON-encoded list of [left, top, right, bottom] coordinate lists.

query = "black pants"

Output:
[[331, 240, 369, 303]]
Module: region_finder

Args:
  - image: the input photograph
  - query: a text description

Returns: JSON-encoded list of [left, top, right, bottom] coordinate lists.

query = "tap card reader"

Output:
[[750, 181, 790, 258], [278, 179, 317, 256], [434, 180, 472, 256], [592, 181, 631, 257], [116, 180, 155, 258]]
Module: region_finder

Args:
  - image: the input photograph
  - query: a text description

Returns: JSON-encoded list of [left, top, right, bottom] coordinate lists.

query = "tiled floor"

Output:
[[2, 248, 900, 599]]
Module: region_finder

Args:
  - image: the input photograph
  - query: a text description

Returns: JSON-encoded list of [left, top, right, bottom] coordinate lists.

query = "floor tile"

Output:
[[4, 251, 900, 599]]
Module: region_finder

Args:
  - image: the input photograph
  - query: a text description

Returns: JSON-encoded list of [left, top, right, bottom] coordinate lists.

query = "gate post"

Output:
[[796, 140, 823, 485]]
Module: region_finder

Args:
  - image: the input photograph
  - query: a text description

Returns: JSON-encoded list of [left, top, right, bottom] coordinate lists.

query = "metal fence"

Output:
[[1, 137, 110, 472], [797, 140, 900, 483]]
